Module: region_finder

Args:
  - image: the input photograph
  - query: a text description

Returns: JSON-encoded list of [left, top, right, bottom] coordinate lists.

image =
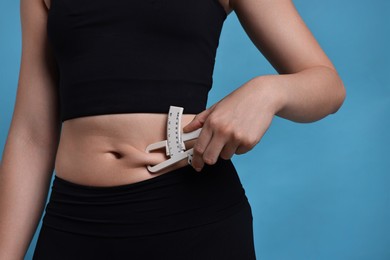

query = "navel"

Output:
[[107, 151, 124, 159]]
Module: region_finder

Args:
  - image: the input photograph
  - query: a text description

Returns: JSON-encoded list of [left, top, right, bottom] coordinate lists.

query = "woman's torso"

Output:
[[45, 0, 231, 186]]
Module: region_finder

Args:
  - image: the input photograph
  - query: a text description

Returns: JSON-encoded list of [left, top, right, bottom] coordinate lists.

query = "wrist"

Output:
[[251, 75, 287, 115]]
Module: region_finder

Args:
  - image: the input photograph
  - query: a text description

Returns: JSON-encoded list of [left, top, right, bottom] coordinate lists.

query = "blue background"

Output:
[[1, 0, 389, 259]]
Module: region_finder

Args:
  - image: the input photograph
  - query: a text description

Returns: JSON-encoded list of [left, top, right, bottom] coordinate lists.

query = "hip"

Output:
[[42, 157, 250, 238]]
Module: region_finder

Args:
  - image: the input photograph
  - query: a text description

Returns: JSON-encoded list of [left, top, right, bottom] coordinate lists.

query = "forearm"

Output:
[[0, 133, 57, 259], [255, 66, 346, 123]]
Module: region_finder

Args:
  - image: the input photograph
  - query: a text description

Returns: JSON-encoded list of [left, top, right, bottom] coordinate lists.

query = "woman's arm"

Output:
[[0, 0, 61, 258], [230, 0, 346, 122], [183, 0, 346, 171]]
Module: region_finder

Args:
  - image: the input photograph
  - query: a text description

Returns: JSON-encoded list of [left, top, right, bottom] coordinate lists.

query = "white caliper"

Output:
[[145, 106, 202, 173]]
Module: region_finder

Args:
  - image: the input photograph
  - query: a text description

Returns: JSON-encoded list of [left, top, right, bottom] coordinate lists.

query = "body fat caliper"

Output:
[[145, 106, 202, 173]]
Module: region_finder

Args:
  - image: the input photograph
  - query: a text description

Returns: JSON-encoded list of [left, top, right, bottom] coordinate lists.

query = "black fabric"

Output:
[[33, 158, 256, 259], [47, 0, 227, 122]]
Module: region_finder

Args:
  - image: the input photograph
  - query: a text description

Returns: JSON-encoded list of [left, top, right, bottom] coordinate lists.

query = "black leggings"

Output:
[[33, 158, 256, 259]]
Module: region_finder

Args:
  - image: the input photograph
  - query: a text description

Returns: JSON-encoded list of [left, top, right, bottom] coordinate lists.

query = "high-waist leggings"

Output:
[[33, 158, 256, 259]]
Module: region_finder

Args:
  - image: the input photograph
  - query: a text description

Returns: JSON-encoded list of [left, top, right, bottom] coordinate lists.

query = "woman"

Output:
[[0, 0, 346, 259]]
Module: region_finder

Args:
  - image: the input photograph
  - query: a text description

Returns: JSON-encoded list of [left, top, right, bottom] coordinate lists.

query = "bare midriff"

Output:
[[54, 113, 198, 187]]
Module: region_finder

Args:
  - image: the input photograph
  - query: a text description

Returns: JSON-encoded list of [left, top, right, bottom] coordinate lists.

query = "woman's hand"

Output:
[[182, 76, 284, 172]]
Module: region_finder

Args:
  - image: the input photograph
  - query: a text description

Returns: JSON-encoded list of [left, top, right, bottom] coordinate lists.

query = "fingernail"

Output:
[[195, 167, 202, 172]]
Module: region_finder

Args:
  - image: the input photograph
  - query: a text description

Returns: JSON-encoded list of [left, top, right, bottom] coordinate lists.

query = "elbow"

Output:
[[331, 76, 347, 114]]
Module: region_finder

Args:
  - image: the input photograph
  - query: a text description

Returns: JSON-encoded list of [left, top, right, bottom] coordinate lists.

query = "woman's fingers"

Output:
[[191, 118, 241, 171], [220, 140, 240, 160], [183, 104, 217, 133], [191, 125, 213, 171], [182, 109, 208, 133], [201, 132, 227, 165]]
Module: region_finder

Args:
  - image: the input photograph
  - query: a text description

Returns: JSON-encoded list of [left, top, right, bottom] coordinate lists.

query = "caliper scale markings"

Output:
[[145, 106, 202, 173]]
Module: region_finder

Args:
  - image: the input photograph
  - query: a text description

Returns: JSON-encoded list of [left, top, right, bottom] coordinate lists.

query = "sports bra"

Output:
[[47, 0, 227, 122]]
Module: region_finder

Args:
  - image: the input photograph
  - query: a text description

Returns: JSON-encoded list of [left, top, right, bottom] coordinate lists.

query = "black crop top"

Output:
[[47, 0, 227, 122]]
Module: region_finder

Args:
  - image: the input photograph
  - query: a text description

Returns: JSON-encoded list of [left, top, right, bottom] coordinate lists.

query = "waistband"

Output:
[[42, 158, 249, 237]]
